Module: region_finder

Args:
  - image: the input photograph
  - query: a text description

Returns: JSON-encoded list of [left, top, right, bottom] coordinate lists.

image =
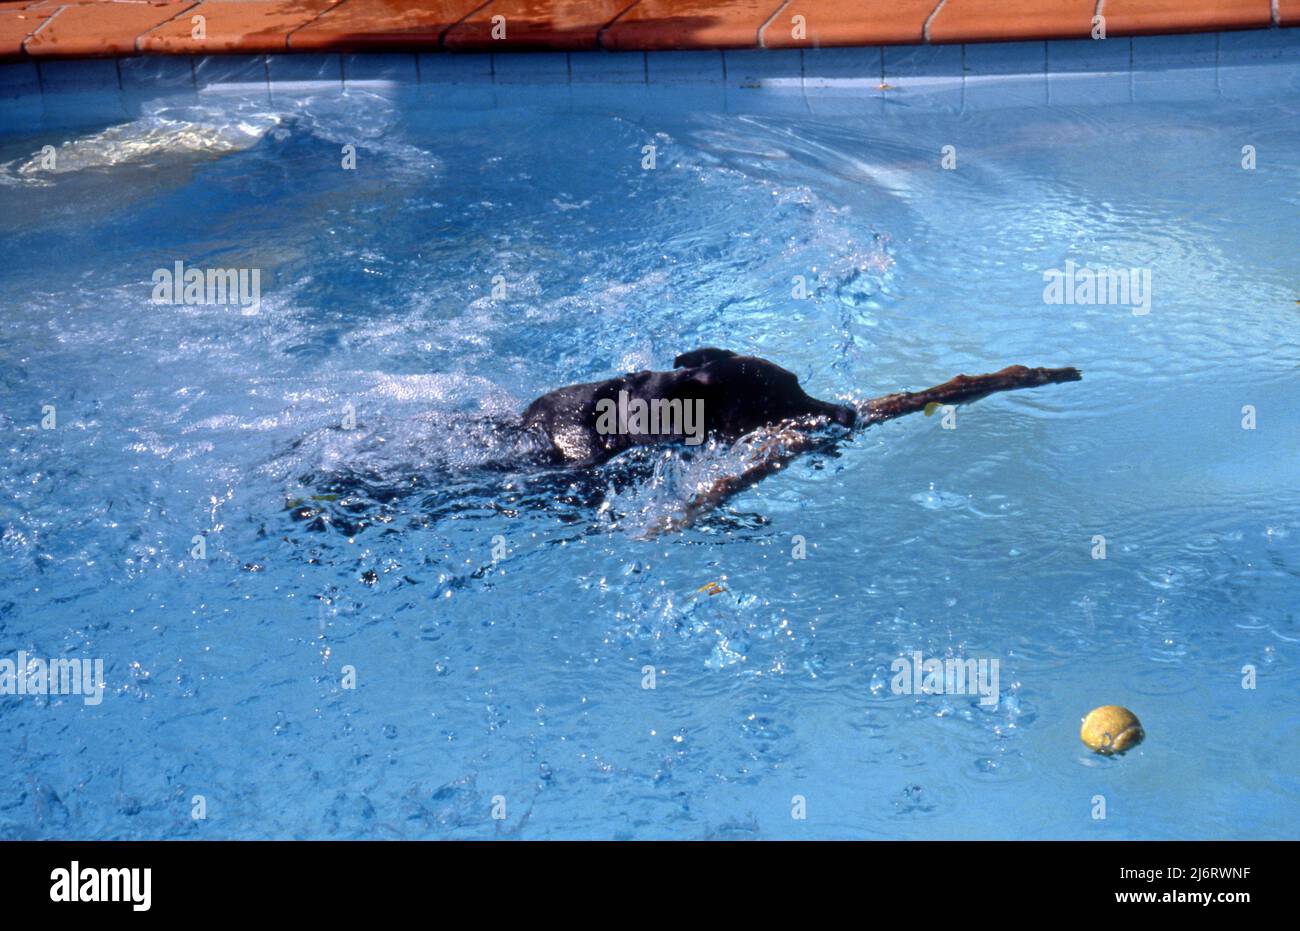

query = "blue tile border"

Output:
[[963, 40, 1048, 107], [1047, 36, 1132, 74], [193, 54, 269, 95], [1131, 32, 1219, 101], [570, 51, 646, 84], [801, 46, 883, 90], [0, 61, 41, 99], [266, 53, 342, 89], [37, 58, 121, 95], [1044, 36, 1134, 105], [646, 50, 723, 84], [491, 51, 569, 85], [1217, 27, 1300, 96], [417, 52, 492, 83], [1219, 25, 1300, 61], [723, 48, 803, 90], [964, 40, 1048, 76], [342, 53, 418, 88], [119, 55, 197, 93], [0, 28, 1296, 123], [884, 42, 963, 80], [1131, 31, 1220, 67]]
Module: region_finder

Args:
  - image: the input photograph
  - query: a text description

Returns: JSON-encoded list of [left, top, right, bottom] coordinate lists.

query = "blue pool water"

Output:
[[1, 76, 1298, 839]]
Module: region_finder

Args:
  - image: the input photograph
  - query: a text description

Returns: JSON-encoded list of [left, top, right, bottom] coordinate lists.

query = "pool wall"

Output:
[[3, 27, 1298, 130]]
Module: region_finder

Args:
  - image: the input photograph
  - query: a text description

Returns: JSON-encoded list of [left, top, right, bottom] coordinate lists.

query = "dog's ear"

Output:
[[673, 348, 737, 369]]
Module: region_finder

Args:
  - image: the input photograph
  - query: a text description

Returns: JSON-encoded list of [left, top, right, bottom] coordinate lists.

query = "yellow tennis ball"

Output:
[[1080, 705, 1144, 754]]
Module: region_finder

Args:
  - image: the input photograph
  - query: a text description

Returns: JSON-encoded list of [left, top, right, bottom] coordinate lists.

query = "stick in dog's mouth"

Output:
[[856, 365, 1083, 426], [647, 364, 1082, 536]]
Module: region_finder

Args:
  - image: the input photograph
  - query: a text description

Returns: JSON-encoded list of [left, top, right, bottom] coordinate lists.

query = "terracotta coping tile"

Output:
[[761, 0, 939, 48], [138, 0, 340, 54], [289, 0, 489, 51], [928, 0, 1097, 44], [1101, 0, 1273, 36], [0, 6, 51, 58], [25, 1, 197, 58], [600, 0, 786, 51], [2, 0, 1295, 59], [444, 0, 636, 51]]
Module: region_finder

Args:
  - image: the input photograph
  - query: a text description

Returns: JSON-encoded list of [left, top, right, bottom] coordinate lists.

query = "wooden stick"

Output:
[[649, 364, 1081, 535], [858, 365, 1081, 424]]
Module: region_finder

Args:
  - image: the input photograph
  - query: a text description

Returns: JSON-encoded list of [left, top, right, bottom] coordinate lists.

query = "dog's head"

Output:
[[672, 348, 857, 433]]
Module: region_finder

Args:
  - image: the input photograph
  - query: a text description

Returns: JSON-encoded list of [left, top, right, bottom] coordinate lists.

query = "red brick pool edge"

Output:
[[1, 0, 1297, 61]]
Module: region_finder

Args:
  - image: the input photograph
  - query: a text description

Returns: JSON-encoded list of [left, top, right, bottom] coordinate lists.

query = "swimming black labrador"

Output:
[[523, 347, 1077, 459], [294, 350, 1079, 536]]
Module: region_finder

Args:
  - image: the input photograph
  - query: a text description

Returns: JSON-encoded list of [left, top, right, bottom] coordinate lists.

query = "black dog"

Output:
[[295, 351, 1078, 536], [521, 348, 856, 466]]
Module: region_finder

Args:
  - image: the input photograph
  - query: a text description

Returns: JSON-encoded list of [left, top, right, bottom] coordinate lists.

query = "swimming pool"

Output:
[[2, 46, 1298, 839]]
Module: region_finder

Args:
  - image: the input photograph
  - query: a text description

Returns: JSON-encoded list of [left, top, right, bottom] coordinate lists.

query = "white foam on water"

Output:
[[1, 111, 278, 185]]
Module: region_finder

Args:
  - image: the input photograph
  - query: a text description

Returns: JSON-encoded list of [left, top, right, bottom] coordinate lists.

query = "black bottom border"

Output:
[[1, 839, 1291, 915]]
